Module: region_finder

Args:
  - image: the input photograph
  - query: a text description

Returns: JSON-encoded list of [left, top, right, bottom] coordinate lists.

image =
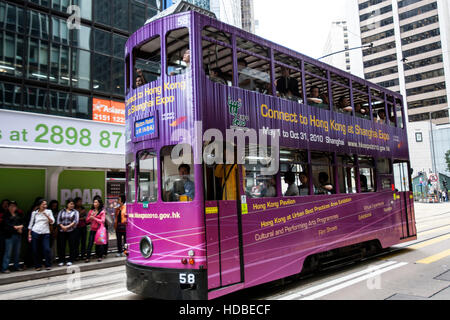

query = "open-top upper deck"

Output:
[[124, 10, 408, 160]]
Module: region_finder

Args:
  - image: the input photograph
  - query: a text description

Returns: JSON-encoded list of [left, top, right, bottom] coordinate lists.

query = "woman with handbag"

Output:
[[85, 197, 106, 263], [56, 199, 79, 267], [27, 199, 55, 271], [114, 195, 127, 257]]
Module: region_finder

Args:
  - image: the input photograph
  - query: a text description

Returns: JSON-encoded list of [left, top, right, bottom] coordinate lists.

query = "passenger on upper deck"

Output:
[[238, 58, 256, 91], [170, 49, 191, 76], [208, 67, 227, 85], [276, 67, 300, 100], [284, 172, 299, 197], [376, 109, 386, 124], [167, 164, 195, 202], [308, 86, 328, 109], [136, 76, 145, 88], [355, 103, 369, 118], [337, 96, 353, 114]]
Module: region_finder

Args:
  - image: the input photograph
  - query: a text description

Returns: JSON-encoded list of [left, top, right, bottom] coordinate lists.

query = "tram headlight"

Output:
[[140, 236, 153, 259]]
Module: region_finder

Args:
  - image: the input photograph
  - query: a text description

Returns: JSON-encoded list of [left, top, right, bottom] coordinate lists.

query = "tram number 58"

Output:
[[179, 273, 195, 284]]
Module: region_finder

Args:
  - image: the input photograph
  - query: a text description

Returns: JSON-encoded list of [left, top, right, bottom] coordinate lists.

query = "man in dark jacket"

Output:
[[276, 67, 300, 99]]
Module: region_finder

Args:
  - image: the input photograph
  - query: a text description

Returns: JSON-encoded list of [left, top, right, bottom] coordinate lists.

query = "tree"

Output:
[[446, 150, 450, 172]]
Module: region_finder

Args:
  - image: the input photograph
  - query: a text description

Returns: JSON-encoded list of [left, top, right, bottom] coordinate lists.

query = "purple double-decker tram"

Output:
[[124, 10, 416, 300]]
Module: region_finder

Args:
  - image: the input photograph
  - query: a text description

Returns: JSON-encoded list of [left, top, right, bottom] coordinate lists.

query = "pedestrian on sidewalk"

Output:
[[1, 201, 24, 273], [85, 197, 106, 263], [74, 197, 87, 260], [0, 199, 9, 270], [48, 200, 59, 262], [28, 199, 55, 271], [114, 195, 127, 257], [56, 199, 79, 267]]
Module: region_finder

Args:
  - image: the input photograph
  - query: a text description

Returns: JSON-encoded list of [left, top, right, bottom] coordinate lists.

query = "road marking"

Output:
[[277, 261, 398, 300], [69, 287, 125, 300], [93, 290, 131, 300], [408, 234, 450, 250], [416, 249, 450, 264], [300, 262, 408, 300], [418, 225, 450, 236]]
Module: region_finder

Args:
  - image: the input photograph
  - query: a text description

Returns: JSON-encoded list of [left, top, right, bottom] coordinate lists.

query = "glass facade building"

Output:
[[0, 0, 161, 119]]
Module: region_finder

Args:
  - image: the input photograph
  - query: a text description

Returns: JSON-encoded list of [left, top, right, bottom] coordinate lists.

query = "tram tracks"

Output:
[[0, 268, 126, 300]]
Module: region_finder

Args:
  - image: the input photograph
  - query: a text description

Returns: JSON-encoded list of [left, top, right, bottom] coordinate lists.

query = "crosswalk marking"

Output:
[[300, 262, 408, 300], [277, 261, 401, 300], [416, 249, 450, 265]]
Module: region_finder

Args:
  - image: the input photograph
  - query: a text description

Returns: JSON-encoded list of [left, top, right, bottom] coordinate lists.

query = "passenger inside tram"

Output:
[[308, 86, 329, 109], [283, 171, 299, 197], [336, 96, 353, 113], [169, 49, 191, 76], [166, 164, 195, 202], [316, 172, 334, 194], [261, 176, 277, 198], [135, 76, 144, 88], [355, 103, 369, 118], [298, 172, 315, 196], [360, 174, 369, 193], [208, 67, 227, 85], [238, 58, 256, 91], [376, 109, 386, 124]]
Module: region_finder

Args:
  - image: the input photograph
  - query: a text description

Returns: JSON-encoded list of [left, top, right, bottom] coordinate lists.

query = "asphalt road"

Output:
[[1, 201, 449, 300]]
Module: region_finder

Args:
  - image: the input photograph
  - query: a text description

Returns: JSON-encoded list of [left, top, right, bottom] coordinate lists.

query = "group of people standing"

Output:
[[0, 195, 127, 273]]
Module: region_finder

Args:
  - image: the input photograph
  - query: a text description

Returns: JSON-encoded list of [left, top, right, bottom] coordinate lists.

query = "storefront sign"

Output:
[[58, 170, 105, 205], [0, 109, 125, 155], [93, 98, 125, 125]]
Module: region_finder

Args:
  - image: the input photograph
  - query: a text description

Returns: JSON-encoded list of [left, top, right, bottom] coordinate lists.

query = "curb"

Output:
[[0, 257, 126, 286]]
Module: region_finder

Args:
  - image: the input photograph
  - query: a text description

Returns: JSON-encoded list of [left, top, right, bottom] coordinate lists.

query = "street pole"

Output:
[[429, 111, 438, 191]]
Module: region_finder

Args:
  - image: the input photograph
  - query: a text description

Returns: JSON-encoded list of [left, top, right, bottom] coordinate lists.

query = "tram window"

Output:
[[358, 156, 375, 192], [202, 26, 231, 45], [393, 161, 410, 192], [137, 150, 158, 203], [337, 155, 356, 194], [237, 53, 270, 94], [166, 28, 190, 76], [311, 152, 335, 194], [332, 83, 352, 115], [202, 39, 232, 86], [280, 149, 309, 196], [377, 158, 392, 174], [133, 35, 161, 88], [126, 156, 136, 203], [396, 98, 404, 129], [353, 81, 370, 119], [244, 145, 277, 198], [161, 145, 195, 202], [237, 37, 269, 58], [275, 64, 302, 102]]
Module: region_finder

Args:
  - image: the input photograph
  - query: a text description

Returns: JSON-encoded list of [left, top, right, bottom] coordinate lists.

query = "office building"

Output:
[[0, 0, 161, 210], [358, 0, 450, 124]]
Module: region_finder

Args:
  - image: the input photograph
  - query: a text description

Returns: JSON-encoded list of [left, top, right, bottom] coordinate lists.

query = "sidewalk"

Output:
[[0, 255, 126, 286], [413, 201, 450, 219]]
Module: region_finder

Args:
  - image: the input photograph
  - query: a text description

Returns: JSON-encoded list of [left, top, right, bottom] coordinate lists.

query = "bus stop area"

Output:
[[0, 239, 126, 286]]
